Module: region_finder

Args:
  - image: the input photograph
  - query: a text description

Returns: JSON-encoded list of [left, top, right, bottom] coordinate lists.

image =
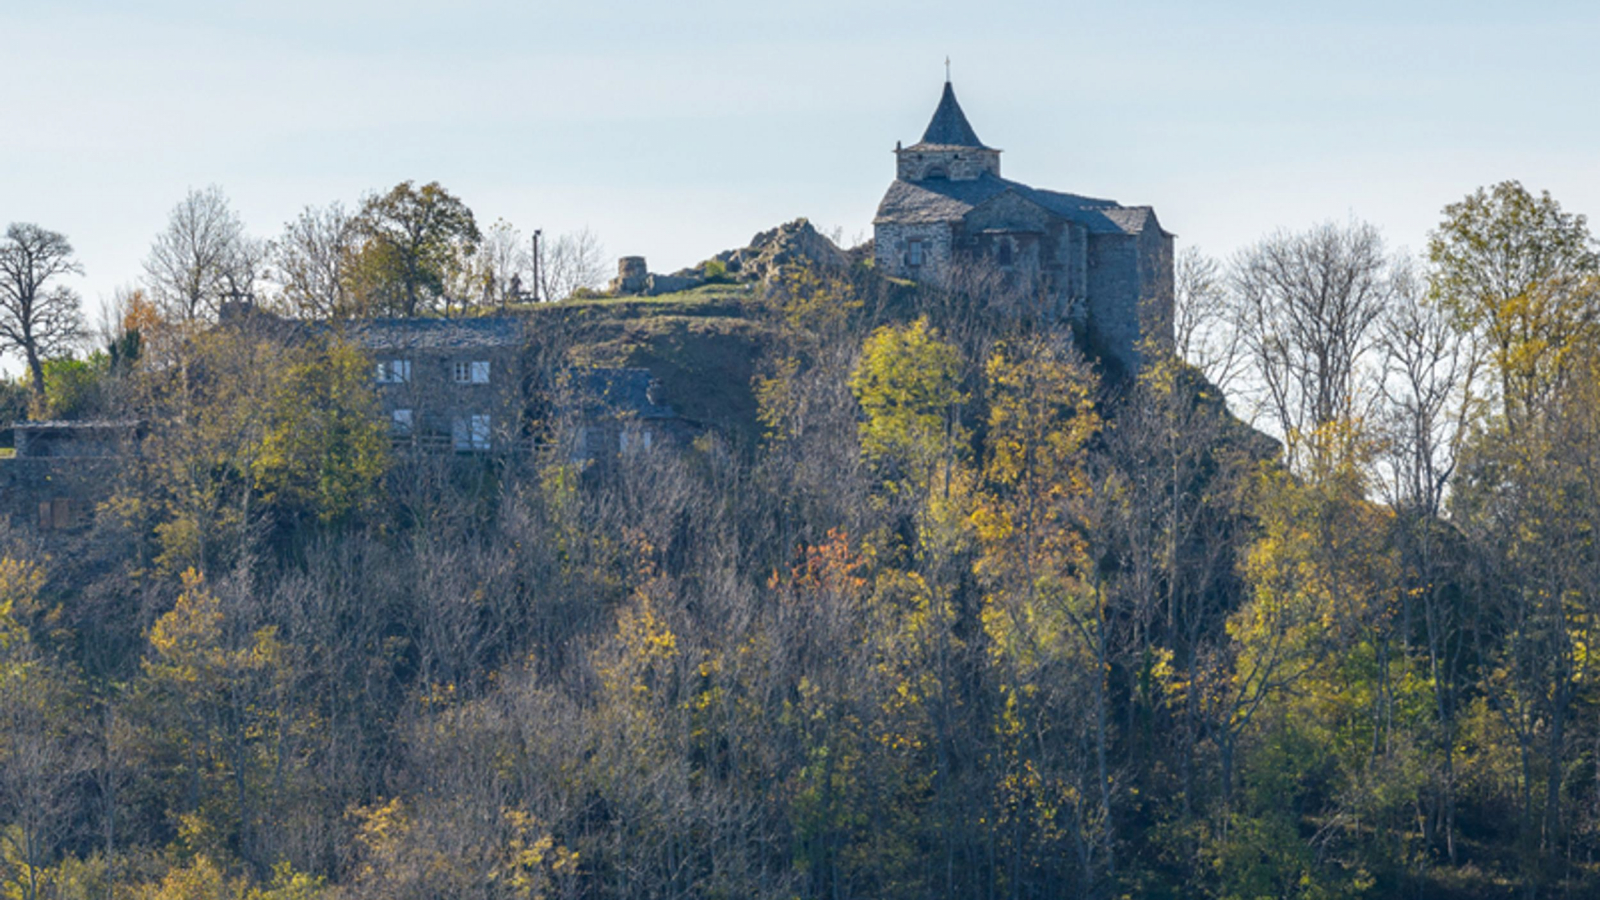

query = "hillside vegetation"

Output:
[[4, 181, 1600, 900]]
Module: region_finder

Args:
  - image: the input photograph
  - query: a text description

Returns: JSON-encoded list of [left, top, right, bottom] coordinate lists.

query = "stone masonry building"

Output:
[[874, 80, 1174, 372]]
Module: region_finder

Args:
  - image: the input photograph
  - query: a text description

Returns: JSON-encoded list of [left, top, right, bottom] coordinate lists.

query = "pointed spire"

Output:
[[919, 80, 987, 148]]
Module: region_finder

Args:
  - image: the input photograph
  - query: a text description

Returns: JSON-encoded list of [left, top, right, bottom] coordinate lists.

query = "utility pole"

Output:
[[531, 229, 543, 303]]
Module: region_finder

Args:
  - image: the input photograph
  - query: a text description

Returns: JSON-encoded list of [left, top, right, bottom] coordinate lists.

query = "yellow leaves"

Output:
[[754, 354, 803, 443], [0, 555, 44, 655], [145, 569, 225, 686], [980, 338, 1099, 492], [245, 862, 326, 900], [348, 796, 409, 885], [496, 809, 580, 899], [133, 856, 243, 900], [597, 572, 679, 703], [144, 569, 284, 688], [849, 317, 967, 492]]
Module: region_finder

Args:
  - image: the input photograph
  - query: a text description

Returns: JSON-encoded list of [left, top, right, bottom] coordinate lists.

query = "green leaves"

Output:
[[251, 339, 390, 525], [352, 181, 481, 316]]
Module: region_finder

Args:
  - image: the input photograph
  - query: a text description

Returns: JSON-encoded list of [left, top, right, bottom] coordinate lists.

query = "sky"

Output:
[[4, 0, 1600, 349]]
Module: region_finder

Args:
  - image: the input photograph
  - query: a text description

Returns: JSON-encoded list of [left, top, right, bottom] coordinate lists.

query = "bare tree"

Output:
[[0, 224, 85, 402], [144, 185, 259, 322], [273, 202, 357, 319], [1375, 265, 1481, 518], [0, 648, 88, 900], [1231, 219, 1395, 469], [477, 219, 529, 308], [1369, 268, 1481, 863], [539, 228, 607, 302], [1173, 246, 1246, 399]]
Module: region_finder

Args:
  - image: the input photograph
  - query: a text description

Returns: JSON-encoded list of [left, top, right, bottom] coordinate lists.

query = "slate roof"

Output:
[[912, 82, 989, 150], [875, 173, 1164, 236], [336, 316, 524, 351], [568, 368, 677, 420]]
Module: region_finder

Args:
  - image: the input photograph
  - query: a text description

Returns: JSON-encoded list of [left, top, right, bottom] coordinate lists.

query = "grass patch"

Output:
[[515, 283, 759, 321]]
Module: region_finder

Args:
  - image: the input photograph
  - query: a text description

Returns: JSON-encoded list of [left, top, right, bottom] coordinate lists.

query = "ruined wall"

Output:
[[0, 458, 121, 532]]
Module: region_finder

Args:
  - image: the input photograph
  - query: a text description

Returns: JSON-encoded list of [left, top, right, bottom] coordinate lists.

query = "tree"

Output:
[[537, 228, 607, 303], [1172, 246, 1246, 399], [0, 223, 85, 403], [273, 203, 357, 319], [352, 181, 481, 316], [1373, 280, 1480, 863], [1231, 220, 1395, 470], [969, 337, 1108, 891], [1427, 180, 1599, 422], [0, 555, 87, 900], [251, 339, 390, 525], [144, 186, 261, 322], [847, 317, 967, 500]]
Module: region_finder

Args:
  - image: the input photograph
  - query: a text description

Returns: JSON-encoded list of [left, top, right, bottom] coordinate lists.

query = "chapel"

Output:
[[873, 79, 1174, 371]]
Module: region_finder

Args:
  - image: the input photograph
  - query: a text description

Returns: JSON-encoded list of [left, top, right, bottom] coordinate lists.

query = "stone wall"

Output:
[[370, 347, 524, 453], [1136, 227, 1176, 355], [896, 147, 1001, 182], [874, 222, 956, 280], [0, 457, 120, 532], [1086, 233, 1142, 374]]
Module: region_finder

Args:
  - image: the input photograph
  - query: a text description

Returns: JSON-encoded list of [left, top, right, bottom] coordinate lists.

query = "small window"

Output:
[[391, 409, 414, 435], [908, 240, 925, 267], [997, 238, 1014, 266], [620, 428, 654, 454], [376, 360, 411, 384], [452, 414, 491, 451], [454, 360, 490, 384]]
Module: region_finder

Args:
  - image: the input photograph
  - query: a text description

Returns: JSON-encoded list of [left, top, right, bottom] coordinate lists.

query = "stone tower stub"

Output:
[[611, 256, 648, 295]]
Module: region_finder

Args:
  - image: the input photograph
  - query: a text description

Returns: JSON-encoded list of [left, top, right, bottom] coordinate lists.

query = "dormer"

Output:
[[895, 81, 1002, 182]]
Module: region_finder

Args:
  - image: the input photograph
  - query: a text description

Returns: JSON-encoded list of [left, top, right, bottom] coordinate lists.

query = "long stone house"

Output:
[[344, 316, 527, 453]]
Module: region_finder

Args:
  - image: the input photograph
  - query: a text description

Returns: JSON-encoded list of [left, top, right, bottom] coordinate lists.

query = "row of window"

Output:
[[375, 359, 491, 385], [390, 409, 492, 451]]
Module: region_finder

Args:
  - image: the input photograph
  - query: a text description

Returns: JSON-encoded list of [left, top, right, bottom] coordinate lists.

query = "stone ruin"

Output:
[[608, 219, 852, 297]]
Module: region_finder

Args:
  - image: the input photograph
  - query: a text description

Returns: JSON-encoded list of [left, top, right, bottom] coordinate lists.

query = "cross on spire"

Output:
[[945, 56, 951, 83]]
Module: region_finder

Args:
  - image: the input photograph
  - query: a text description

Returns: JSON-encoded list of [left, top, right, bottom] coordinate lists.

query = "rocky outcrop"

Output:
[[608, 218, 852, 297], [704, 218, 848, 283]]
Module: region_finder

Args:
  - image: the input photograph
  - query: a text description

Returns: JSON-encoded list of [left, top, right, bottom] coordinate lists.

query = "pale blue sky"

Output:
[[4, 1, 1599, 334]]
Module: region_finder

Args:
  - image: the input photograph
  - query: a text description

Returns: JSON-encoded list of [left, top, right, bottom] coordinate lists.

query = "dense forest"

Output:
[[2, 178, 1600, 900]]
